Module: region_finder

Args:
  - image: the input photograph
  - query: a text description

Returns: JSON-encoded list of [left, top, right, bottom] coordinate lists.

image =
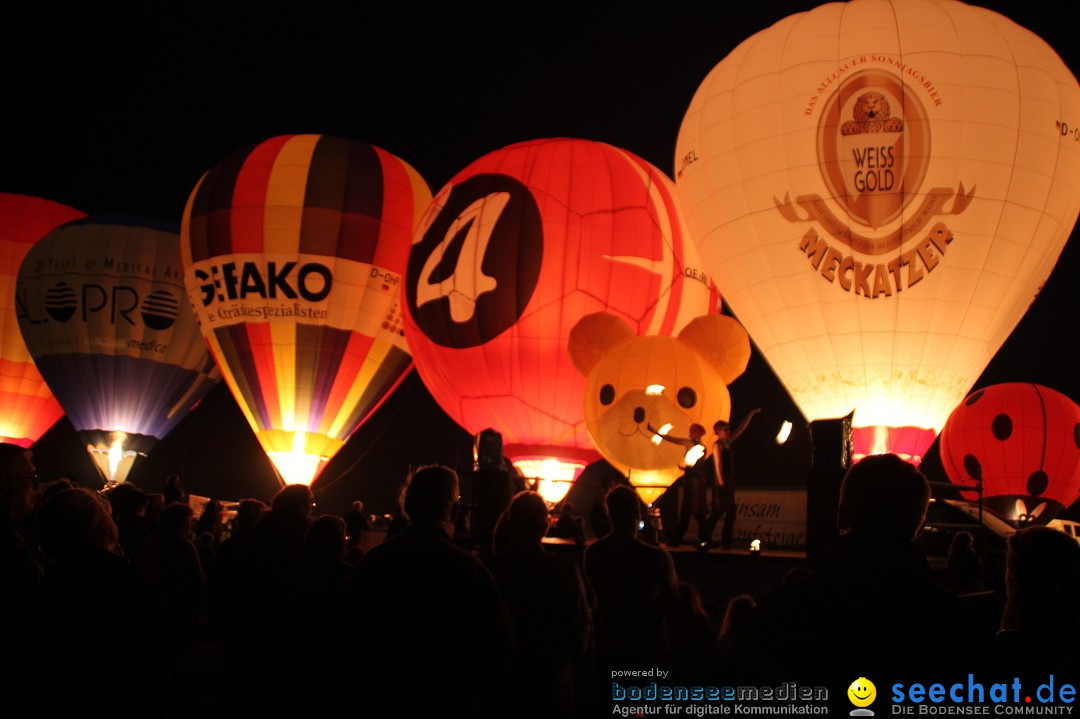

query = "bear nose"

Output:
[[633, 407, 645, 423]]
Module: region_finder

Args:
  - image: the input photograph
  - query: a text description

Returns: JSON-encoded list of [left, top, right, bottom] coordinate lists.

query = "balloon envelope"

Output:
[[1, 193, 85, 446], [402, 138, 718, 487], [16, 217, 220, 483], [676, 0, 1080, 462], [182, 134, 431, 486], [940, 383, 1080, 525]]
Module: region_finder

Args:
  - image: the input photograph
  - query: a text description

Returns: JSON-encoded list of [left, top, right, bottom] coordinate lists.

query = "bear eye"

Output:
[[677, 387, 697, 408], [600, 384, 615, 406]]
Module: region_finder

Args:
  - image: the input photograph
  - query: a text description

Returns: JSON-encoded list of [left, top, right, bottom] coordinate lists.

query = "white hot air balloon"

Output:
[[676, 0, 1080, 463]]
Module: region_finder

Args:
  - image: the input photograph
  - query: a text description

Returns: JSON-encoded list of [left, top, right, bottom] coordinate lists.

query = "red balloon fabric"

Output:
[[940, 383, 1080, 524], [402, 138, 718, 470], [0, 193, 86, 446]]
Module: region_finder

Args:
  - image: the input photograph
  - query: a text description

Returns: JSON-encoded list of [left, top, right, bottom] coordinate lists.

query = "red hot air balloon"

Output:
[[16, 217, 220, 484], [940, 383, 1080, 525], [182, 134, 431, 486], [0, 193, 86, 446], [402, 138, 718, 500]]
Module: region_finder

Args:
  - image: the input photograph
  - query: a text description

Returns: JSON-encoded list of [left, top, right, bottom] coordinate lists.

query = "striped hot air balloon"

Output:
[[181, 134, 431, 486], [0, 193, 86, 447], [16, 217, 220, 484]]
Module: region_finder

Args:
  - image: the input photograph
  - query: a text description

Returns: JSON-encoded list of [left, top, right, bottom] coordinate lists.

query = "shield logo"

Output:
[[818, 70, 931, 253]]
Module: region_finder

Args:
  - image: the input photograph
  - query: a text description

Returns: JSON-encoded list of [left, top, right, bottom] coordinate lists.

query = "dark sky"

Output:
[[4, 1, 1078, 515]]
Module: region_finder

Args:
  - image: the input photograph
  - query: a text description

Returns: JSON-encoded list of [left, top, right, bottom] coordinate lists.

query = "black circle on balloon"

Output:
[[677, 387, 697, 409], [965, 390, 985, 406], [1026, 470, 1049, 497], [600, 384, 615, 406], [406, 174, 543, 348], [44, 282, 76, 323], [991, 413, 1013, 441], [141, 289, 179, 330], [963, 454, 982, 482]]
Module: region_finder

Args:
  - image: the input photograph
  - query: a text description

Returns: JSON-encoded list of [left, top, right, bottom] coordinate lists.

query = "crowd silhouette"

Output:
[[2, 443, 1078, 718]]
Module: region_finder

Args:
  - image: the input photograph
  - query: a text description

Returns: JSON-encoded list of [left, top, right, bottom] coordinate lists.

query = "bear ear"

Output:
[[677, 314, 751, 384], [568, 313, 635, 377]]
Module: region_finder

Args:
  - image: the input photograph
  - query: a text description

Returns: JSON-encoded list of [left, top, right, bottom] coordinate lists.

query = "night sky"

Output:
[[5, 1, 1078, 516]]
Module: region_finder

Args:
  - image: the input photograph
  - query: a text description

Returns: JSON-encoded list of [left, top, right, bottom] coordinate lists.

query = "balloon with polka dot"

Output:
[[940, 384, 1080, 526]]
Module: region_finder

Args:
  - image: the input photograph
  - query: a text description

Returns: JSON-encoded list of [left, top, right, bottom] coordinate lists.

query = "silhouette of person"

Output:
[[163, 473, 188, 506], [0, 444, 43, 706], [589, 475, 618, 539], [34, 488, 160, 713], [744, 453, 989, 683], [549, 501, 585, 545], [107, 481, 153, 562], [716, 593, 756, 675], [666, 580, 721, 684], [946, 529, 983, 595], [488, 491, 591, 718], [137, 502, 205, 653], [654, 423, 715, 547], [221, 484, 313, 711], [343, 499, 369, 549], [350, 465, 514, 719], [710, 408, 759, 549], [584, 484, 679, 668], [990, 526, 1080, 681]]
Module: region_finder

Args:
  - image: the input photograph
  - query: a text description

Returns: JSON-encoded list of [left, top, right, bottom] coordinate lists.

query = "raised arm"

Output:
[[729, 407, 762, 442], [646, 423, 694, 450]]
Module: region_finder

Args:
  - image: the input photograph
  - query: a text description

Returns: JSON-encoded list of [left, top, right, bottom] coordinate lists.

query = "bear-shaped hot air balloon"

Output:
[[676, 0, 1080, 464], [1, 193, 85, 446], [402, 138, 718, 502], [16, 217, 220, 484], [182, 135, 431, 486], [940, 383, 1080, 525], [568, 312, 750, 504]]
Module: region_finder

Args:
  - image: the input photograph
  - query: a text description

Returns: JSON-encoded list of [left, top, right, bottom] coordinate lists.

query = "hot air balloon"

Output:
[[16, 217, 220, 484], [568, 312, 751, 504], [675, 0, 1080, 463], [402, 138, 718, 504], [940, 383, 1080, 525], [1, 194, 85, 446], [181, 134, 431, 486]]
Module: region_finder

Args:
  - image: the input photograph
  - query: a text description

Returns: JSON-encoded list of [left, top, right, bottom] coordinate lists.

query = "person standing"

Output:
[[653, 423, 711, 548], [711, 407, 760, 550]]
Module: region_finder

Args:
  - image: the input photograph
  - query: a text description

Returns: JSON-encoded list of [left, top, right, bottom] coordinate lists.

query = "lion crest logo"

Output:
[[818, 71, 931, 240], [841, 91, 905, 135]]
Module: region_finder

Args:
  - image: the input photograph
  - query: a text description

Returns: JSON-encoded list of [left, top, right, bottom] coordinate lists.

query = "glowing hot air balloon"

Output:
[[181, 135, 431, 486], [402, 138, 718, 503], [16, 217, 220, 484], [1, 194, 85, 446], [676, 0, 1080, 463], [940, 383, 1080, 525]]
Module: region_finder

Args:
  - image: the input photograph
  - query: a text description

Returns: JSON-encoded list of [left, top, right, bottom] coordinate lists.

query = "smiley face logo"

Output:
[[848, 677, 876, 708]]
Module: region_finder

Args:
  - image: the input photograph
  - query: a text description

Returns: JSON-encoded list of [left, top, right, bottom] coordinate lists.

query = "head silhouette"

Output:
[[1004, 525, 1080, 631], [272, 484, 315, 521], [504, 490, 550, 546], [37, 488, 119, 560], [605, 484, 640, 536], [838, 453, 930, 541], [402, 465, 459, 528]]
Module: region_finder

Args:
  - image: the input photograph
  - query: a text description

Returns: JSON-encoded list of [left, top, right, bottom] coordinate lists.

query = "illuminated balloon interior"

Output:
[[511, 456, 586, 506]]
